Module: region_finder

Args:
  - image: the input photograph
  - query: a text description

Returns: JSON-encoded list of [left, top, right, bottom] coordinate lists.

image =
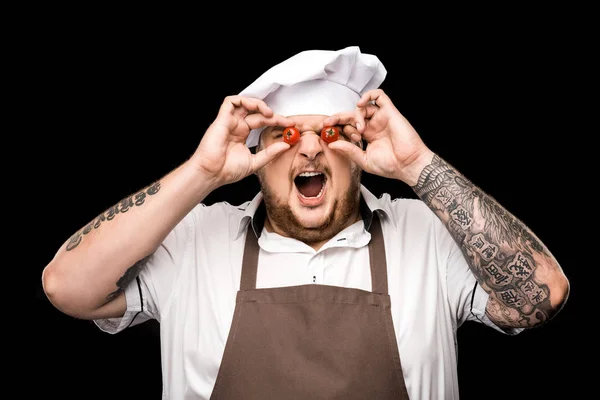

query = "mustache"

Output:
[[290, 162, 331, 180]]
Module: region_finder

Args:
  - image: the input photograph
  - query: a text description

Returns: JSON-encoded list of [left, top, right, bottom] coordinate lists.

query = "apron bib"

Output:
[[210, 214, 410, 399]]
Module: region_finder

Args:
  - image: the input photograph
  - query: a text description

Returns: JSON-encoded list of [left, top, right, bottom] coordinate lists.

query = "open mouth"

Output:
[[294, 171, 327, 199]]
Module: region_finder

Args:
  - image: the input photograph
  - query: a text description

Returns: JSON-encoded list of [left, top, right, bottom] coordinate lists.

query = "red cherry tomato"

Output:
[[320, 126, 340, 143], [282, 127, 300, 145]]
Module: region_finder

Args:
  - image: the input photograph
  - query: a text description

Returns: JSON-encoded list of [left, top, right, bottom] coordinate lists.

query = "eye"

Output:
[[269, 127, 284, 139]]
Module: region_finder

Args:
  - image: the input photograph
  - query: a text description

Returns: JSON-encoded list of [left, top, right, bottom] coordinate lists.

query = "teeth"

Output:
[[298, 172, 323, 177]]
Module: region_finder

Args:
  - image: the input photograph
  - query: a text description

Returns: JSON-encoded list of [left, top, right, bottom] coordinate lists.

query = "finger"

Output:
[[327, 140, 367, 170], [251, 141, 290, 172], [355, 90, 388, 121], [323, 109, 367, 134], [245, 113, 296, 130], [322, 111, 356, 127], [342, 124, 362, 145], [353, 108, 366, 134], [223, 96, 274, 117], [342, 124, 360, 136], [356, 89, 391, 108]]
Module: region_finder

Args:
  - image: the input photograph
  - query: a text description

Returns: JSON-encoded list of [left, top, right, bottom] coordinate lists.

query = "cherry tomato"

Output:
[[320, 126, 340, 143], [282, 127, 300, 145]]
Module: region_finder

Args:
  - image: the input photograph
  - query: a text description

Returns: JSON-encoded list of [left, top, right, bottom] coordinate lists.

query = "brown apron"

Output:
[[210, 213, 410, 399]]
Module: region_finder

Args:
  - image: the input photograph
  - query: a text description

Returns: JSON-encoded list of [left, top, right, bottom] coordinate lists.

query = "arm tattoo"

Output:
[[412, 154, 557, 328], [106, 254, 152, 302], [65, 181, 161, 251]]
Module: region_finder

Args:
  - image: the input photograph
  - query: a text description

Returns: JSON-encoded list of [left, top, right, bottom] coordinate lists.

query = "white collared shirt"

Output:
[[95, 185, 519, 400]]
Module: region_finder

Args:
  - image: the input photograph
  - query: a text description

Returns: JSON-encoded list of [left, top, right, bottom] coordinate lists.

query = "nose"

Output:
[[297, 132, 323, 161]]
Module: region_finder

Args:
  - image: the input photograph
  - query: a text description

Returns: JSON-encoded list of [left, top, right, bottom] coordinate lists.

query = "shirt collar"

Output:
[[233, 184, 395, 241]]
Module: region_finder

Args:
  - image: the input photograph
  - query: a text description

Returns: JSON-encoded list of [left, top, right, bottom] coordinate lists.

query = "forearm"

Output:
[[408, 152, 569, 328], [42, 160, 219, 318]]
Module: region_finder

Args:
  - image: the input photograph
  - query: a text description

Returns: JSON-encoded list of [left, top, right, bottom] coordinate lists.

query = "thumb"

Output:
[[327, 140, 366, 169], [251, 142, 290, 172]]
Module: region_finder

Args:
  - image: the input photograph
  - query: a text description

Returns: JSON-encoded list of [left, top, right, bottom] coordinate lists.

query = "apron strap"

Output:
[[368, 212, 388, 294], [240, 211, 388, 294], [240, 220, 260, 291]]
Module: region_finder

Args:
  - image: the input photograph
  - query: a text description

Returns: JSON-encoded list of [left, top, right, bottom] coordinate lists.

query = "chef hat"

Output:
[[239, 46, 387, 148]]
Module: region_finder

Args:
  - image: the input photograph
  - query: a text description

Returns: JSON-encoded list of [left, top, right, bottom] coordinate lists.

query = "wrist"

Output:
[[181, 159, 223, 198], [399, 148, 435, 187]]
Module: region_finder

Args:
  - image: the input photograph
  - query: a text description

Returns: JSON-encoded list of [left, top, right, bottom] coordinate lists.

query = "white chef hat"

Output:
[[239, 46, 387, 148]]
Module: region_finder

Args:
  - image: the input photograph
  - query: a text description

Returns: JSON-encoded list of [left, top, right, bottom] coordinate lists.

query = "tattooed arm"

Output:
[[324, 89, 569, 329], [41, 162, 219, 320], [411, 153, 570, 329]]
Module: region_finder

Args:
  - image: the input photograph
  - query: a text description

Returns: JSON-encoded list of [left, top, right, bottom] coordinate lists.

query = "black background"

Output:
[[29, 8, 591, 400]]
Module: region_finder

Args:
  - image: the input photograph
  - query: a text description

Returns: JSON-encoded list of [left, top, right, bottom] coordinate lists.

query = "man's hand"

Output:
[[322, 89, 434, 186], [191, 95, 295, 188]]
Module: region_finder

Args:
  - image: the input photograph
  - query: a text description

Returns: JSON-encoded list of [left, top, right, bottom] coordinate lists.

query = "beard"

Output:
[[257, 167, 362, 245]]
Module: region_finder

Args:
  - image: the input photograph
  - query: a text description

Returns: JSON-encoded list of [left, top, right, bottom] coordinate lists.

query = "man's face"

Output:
[[256, 115, 362, 244]]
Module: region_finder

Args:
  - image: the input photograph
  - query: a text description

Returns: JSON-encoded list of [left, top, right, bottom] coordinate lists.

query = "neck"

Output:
[[264, 210, 362, 252]]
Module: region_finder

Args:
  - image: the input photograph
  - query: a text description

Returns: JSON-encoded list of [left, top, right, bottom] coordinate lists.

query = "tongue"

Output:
[[296, 176, 322, 197]]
